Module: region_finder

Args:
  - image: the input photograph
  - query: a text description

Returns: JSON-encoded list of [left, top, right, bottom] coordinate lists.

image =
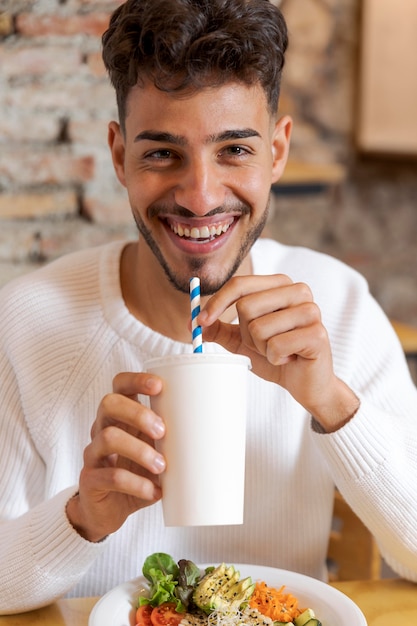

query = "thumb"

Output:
[[200, 318, 244, 355], [202, 319, 268, 380]]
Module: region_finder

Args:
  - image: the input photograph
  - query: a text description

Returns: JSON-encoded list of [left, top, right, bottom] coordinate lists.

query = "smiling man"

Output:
[[114, 82, 283, 296], [111, 79, 291, 335], [1, 0, 417, 615]]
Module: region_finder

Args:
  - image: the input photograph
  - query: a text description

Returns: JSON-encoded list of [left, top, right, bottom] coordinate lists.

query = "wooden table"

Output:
[[0, 578, 416, 625]]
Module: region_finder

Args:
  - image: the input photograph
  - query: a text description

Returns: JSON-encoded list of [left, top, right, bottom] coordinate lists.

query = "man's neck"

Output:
[[119, 241, 252, 342]]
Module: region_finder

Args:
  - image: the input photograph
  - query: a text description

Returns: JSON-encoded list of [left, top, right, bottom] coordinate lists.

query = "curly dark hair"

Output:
[[102, 0, 288, 127]]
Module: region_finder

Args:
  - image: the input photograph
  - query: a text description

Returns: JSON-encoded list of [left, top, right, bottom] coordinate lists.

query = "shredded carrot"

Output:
[[249, 581, 304, 623]]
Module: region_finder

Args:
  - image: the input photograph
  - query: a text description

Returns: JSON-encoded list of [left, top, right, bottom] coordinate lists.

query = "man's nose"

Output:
[[173, 158, 226, 215]]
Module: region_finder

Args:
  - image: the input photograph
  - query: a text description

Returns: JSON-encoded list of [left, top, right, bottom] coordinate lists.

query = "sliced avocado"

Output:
[[193, 563, 255, 614], [294, 608, 316, 626]]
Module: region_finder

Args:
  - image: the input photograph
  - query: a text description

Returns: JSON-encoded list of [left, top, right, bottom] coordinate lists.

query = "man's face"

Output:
[[109, 80, 291, 295]]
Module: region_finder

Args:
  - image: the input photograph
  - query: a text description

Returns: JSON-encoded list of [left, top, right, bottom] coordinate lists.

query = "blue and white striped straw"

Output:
[[190, 277, 203, 353]]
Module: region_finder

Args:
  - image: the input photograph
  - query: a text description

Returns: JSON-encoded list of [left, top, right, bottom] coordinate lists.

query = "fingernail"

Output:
[[144, 376, 158, 391], [151, 418, 165, 437], [153, 454, 166, 473], [198, 310, 209, 324]]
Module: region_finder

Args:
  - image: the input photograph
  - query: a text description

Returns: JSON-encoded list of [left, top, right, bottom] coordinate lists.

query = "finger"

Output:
[[112, 371, 163, 397], [199, 274, 293, 325], [246, 300, 320, 356], [85, 425, 166, 475], [200, 318, 244, 354], [235, 282, 314, 325], [235, 283, 314, 353], [265, 319, 329, 365], [80, 464, 161, 503], [93, 393, 165, 440], [202, 283, 316, 356]]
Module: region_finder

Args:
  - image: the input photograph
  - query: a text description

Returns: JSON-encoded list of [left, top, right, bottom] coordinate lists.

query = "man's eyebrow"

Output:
[[134, 131, 187, 145], [134, 128, 261, 144], [209, 128, 261, 142]]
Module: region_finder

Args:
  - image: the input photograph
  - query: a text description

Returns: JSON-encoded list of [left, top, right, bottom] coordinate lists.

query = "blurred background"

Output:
[[0, 0, 416, 330]]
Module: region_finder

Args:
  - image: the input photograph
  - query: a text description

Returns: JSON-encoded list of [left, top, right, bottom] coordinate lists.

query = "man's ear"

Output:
[[271, 115, 292, 184], [108, 121, 127, 187]]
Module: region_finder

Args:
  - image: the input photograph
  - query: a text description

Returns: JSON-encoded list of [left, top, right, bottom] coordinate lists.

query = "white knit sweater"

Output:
[[1, 238, 417, 614]]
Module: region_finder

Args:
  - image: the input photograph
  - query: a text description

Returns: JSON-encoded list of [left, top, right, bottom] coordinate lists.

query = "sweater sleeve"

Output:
[[312, 278, 417, 582], [0, 487, 109, 614], [0, 348, 108, 613], [313, 396, 417, 581]]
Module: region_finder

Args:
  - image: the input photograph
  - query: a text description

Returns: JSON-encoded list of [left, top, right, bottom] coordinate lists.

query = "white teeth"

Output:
[[200, 226, 210, 238], [170, 219, 234, 240]]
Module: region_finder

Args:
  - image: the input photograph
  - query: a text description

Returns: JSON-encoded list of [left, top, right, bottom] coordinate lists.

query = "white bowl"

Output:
[[89, 563, 367, 626]]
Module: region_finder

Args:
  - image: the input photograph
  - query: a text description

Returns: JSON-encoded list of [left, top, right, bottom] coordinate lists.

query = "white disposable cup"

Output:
[[145, 353, 251, 527]]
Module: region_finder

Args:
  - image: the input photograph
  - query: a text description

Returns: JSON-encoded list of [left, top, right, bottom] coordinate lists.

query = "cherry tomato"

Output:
[[150, 602, 183, 626], [136, 604, 153, 626]]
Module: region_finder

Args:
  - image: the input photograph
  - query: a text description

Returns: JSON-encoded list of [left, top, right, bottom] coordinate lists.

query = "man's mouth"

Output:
[[166, 217, 236, 242]]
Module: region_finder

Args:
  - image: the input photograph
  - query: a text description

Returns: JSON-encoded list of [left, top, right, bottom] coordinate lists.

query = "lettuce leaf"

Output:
[[176, 559, 201, 609], [140, 553, 180, 608], [139, 552, 201, 612]]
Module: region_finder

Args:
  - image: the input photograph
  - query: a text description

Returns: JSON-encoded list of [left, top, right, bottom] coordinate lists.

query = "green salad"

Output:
[[134, 553, 322, 626]]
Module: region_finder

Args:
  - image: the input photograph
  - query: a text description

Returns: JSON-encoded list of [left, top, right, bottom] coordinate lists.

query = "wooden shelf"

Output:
[[273, 160, 347, 193], [279, 160, 347, 185]]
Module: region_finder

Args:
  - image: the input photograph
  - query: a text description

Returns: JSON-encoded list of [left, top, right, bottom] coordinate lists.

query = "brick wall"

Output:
[[0, 0, 135, 284]]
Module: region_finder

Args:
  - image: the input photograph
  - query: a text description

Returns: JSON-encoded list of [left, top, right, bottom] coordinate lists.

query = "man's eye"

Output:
[[223, 145, 250, 156], [146, 149, 173, 160]]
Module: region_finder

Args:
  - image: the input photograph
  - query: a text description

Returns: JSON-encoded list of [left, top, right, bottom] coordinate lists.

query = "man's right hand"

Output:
[[66, 372, 165, 542]]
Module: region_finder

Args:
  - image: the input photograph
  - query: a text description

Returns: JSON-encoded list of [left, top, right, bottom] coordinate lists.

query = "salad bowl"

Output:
[[88, 563, 367, 626]]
